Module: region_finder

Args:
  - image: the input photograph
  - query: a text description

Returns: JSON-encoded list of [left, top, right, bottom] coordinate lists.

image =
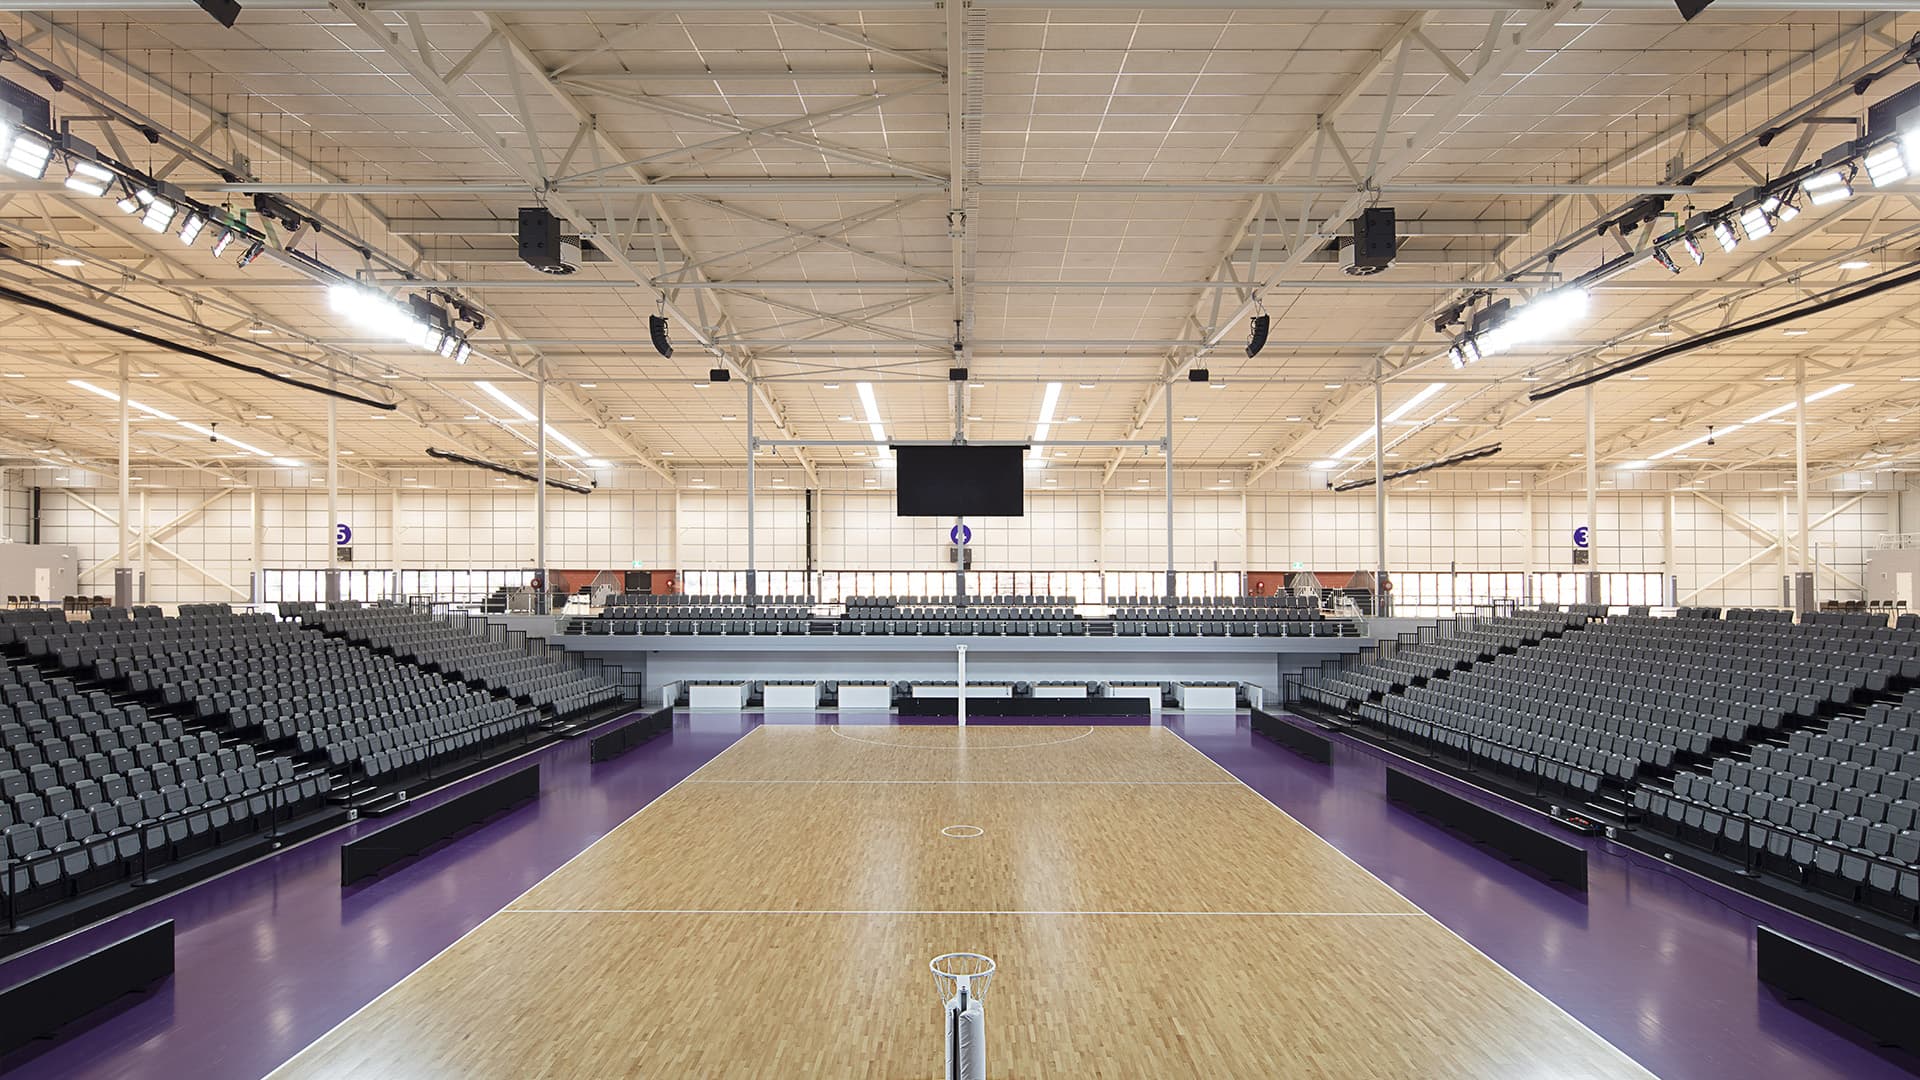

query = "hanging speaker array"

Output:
[[648, 315, 673, 359]]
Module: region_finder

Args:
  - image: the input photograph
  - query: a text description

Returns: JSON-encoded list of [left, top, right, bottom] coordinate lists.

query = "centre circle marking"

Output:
[[941, 825, 985, 839]]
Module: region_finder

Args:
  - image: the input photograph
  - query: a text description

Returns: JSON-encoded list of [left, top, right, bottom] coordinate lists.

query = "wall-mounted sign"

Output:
[[336, 522, 353, 546], [950, 523, 973, 545], [1572, 525, 1591, 550]]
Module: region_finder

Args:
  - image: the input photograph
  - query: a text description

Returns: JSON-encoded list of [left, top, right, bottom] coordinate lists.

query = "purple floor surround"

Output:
[[0, 710, 747, 1080], [5, 708, 1920, 1079], [1168, 712, 1920, 1080]]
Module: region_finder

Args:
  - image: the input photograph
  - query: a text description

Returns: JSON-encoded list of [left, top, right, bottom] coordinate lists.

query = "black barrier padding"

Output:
[[0, 920, 174, 1056], [589, 707, 673, 763], [1384, 767, 1588, 890], [1250, 709, 1331, 764], [341, 765, 539, 886], [1757, 926, 1920, 1056]]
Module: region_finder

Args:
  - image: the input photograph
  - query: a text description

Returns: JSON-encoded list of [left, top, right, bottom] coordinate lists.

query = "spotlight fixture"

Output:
[[1679, 234, 1705, 265], [1859, 147, 1907, 195], [1651, 246, 1682, 274], [140, 196, 177, 233], [63, 158, 114, 197], [1711, 218, 1739, 253], [647, 314, 672, 359], [236, 240, 265, 268], [1245, 313, 1270, 358], [1802, 164, 1853, 205], [1737, 203, 1772, 242], [0, 124, 52, 180], [178, 210, 206, 246], [210, 226, 237, 257], [1769, 192, 1800, 223], [1188, 368, 1211, 383]]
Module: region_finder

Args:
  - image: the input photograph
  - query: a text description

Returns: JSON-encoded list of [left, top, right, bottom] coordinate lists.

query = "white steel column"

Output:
[[250, 489, 263, 603], [955, 643, 968, 728], [536, 363, 548, 614], [1664, 492, 1678, 607], [139, 491, 150, 603], [1164, 380, 1175, 601], [115, 354, 132, 607], [1796, 356, 1811, 612], [1373, 367, 1386, 616], [390, 484, 403, 601], [746, 387, 757, 602], [325, 388, 340, 604], [1585, 384, 1598, 606]]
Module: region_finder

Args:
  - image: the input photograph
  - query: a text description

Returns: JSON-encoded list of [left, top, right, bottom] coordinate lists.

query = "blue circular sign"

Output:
[[336, 522, 353, 546], [950, 524, 972, 545], [1572, 525, 1590, 549]]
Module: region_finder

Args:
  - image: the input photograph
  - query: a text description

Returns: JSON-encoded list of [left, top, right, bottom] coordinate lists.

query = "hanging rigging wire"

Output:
[[0, 282, 397, 411], [1530, 259, 1920, 403], [0, 250, 393, 391]]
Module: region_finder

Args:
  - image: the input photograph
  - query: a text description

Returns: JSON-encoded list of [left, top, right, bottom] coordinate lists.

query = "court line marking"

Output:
[[498, 908, 1427, 917], [1169, 723, 1658, 1077], [829, 724, 1094, 750], [263, 724, 767, 1078], [686, 778, 1238, 785]]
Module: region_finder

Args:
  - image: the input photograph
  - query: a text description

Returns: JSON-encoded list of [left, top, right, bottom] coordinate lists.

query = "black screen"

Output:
[[894, 444, 1026, 517]]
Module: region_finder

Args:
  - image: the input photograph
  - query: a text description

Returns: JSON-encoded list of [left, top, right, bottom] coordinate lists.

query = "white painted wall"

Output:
[[13, 466, 1909, 609]]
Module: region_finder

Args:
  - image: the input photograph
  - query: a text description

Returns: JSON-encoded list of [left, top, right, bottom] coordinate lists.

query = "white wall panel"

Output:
[[15, 481, 1908, 608]]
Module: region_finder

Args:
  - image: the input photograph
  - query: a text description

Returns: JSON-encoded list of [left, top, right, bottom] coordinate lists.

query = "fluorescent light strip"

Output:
[[1328, 382, 1447, 461], [1645, 384, 1851, 461], [856, 381, 889, 463], [475, 380, 537, 422], [68, 379, 178, 421], [1030, 381, 1062, 465], [473, 381, 593, 458]]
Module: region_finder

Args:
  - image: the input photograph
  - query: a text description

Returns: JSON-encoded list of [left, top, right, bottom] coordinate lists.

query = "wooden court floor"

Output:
[[270, 725, 1655, 1078]]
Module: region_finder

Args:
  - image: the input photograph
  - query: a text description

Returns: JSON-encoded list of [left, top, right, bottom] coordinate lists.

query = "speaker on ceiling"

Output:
[[648, 315, 673, 359], [1245, 314, 1270, 359]]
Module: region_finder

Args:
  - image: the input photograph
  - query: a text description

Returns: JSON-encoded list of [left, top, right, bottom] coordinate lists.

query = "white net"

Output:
[[929, 952, 996, 1004]]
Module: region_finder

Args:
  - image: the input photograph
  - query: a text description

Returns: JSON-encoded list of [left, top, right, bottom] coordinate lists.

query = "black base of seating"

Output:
[[1250, 708, 1331, 763], [0, 804, 345, 961], [1385, 766, 1589, 890], [1756, 926, 1920, 1059], [1616, 827, 1920, 963], [545, 696, 639, 735], [0, 920, 173, 1059], [589, 707, 672, 762], [341, 764, 540, 885], [896, 696, 1151, 718]]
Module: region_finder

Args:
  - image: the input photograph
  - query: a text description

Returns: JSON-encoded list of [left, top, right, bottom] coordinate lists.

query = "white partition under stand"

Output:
[[1107, 683, 1163, 714], [1032, 683, 1089, 699], [657, 680, 683, 709], [763, 681, 820, 709], [838, 683, 892, 710], [912, 683, 1014, 699], [689, 682, 747, 710], [1174, 683, 1237, 711]]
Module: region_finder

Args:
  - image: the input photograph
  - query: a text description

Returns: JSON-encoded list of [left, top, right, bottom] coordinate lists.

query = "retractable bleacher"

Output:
[[1302, 606, 1920, 939], [0, 607, 334, 918], [306, 608, 621, 719]]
